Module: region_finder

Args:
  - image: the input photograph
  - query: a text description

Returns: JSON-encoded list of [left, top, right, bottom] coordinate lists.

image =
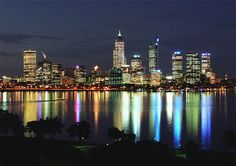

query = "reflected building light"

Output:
[[155, 93, 162, 141], [166, 92, 174, 126], [37, 92, 42, 119], [149, 93, 162, 141], [24, 92, 37, 125], [132, 93, 143, 141], [173, 94, 183, 148], [186, 93, 200, 141], [121, 92, 130, 131], [201, 93, 212, 149], [113, 93, 122, 130], [43, 91, 50, 118], [74, 92, 81, 122], [2, 92, 8, 110], [94, 92, 100, 134]]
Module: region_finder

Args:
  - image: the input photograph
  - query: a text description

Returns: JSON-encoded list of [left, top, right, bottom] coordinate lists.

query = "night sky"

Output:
[[0, 0, 235, 77]]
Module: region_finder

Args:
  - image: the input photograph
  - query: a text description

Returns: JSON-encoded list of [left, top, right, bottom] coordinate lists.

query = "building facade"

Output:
[[23, 49, 37, 83], [148, 36, 159, 73], [131, 54, 142, 71], [201, 53, 211, 75], [74, 65, 86, 85], [113, 30, 126, 68], [186, 52, 201, 84], [172, 51, 183, 82]]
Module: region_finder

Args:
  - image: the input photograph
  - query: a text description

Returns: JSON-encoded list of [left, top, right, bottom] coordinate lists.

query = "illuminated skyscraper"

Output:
[[131, 54, 144, 85], [201, 53, 211, 75], [201, 53, 215, 84], [131, 54, 142, 72], [113, 30, 126, 68], [186, 52, 201, 84], [23, 49, 36, 83], [148, 36, 159, 73], [172, 51, 183, 82], [121, 65, 131, 84], [37, 52, 52, 84], [74, 65, 86, 85]]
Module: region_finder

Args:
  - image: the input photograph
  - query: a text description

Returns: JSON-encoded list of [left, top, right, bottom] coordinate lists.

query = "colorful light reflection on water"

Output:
[[0, 91, 235, 150]]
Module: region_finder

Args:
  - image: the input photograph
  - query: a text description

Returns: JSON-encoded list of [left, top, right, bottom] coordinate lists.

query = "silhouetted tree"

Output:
[[67, 121, 91, 142], [107, 127, 124, 141], [223, 130, 236, 149], [44, 117, 63, 139], [25, 117, 63, 139], [123, 133, 136, 143], [0, 109, 24, 136], [107, 127, 136, 143]]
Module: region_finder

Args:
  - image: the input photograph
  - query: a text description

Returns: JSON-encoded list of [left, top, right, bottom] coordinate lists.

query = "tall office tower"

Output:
[[172, 51, 183, 81], [131, 54, 143, 71], [37, 52, 52, 84], [23, 49, 37, 83], [201, 53, 211, 75], [51, 63, 62, 85], [121, 65, 131, 84], [186, 52, 201, 84], [74, 65, 86, 85], [148, 36, 159, 73], [113, 30, 126, 68], [90, 65, 103, 85]]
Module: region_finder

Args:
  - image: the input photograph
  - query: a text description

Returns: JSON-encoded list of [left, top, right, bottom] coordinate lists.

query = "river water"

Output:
[[0, 91, 235, 150]]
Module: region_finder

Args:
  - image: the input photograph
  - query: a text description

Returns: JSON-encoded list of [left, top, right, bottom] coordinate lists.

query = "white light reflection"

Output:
[[166, 92, 174, 126], [173, 94, 183, 148], [131, 93, 143, 141], [201, 93, 212, 149], [121, 92, 130, 131], [74, 92, 81, 122]]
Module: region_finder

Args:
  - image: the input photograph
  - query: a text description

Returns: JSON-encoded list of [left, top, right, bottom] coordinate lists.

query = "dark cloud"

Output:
[[143, 13, 184, 20], [208, 21, 236, 29], [0, 51, 19, 57], [0, 32, 63, 44]]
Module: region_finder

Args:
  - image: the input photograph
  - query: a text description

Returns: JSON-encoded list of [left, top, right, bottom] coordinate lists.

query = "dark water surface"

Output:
[[1, 91, 235, 150]]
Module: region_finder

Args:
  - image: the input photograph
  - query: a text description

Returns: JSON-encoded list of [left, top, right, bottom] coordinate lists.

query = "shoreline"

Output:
[[0, 88, 235, 92]]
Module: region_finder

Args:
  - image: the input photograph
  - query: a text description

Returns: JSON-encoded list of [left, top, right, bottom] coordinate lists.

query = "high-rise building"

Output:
[[186, 52, 201, 84], [113, 30, 126, 68], [37, 52, 52, 84], [172, 51, 183, 82], [51, 63, 62, 85], [106, 68, 122, 86], [148, 36, 159, 73], [130, 54, 144, 85], [150, 70, 161, 86], [131, 54, 142, 72], [121, 65, 131, 84], [201, 53, 211, 75], [23, 49, 37, 83], [89, 65, 103, 85], [74, 65, 86, 85], [201, 52, 216, 84]]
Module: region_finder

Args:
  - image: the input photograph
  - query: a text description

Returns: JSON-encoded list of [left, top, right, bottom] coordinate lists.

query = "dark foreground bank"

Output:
[[0, 136, 235, 165]]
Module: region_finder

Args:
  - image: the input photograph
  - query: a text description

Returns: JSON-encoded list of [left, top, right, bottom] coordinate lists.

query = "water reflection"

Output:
[[186, 93, 200, 142], [148, 93, 162, 141], [131, 93, 143, 141], [201, 93, 212, 149], [0, 91, 235, 150], [173, 93, 183, 147], [166, 92, 173, 127], [121, 92, 130, 131]]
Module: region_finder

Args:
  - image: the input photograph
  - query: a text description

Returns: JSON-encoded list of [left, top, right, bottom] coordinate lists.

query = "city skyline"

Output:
[[0, 0, 235, 77]]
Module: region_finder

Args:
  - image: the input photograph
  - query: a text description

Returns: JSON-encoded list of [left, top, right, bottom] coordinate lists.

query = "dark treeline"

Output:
[[1, 109, 236, 165]]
